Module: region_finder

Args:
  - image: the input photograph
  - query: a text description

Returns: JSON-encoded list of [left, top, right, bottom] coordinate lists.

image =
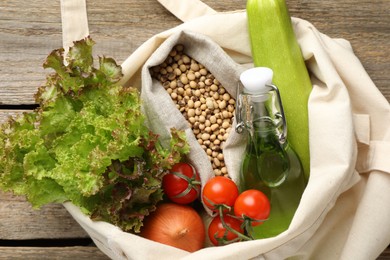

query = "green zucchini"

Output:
[[246, 0, 311, 179]]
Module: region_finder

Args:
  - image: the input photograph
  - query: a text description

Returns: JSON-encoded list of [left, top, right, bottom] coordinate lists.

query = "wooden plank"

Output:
[[0, 191, 88, 240], [378, 247, 390, 260], [0, 246, 109, 259], [0, 0, 62, 105], [0, 110, 27, 123], [0, 0, 389, 104], [285, 0, 390, 100]]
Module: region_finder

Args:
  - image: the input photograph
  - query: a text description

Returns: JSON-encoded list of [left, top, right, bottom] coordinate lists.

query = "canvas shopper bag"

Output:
[[60, 0, 390, 259]]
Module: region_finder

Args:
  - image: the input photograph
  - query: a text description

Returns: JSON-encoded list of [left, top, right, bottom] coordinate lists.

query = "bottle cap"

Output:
[[240, 67, 273, 95]]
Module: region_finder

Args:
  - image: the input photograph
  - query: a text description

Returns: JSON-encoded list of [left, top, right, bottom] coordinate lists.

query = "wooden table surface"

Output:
[[0, 0, 389, 259]]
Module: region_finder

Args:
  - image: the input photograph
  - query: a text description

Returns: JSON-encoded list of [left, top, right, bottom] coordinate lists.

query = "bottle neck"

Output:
[[246, 100, 280, 140], [235, 82, 287, 144], [248, 116, 282, 152]]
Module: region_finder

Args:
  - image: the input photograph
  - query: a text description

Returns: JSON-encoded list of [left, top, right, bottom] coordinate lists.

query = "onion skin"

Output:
[[140, 203, 205, 252]]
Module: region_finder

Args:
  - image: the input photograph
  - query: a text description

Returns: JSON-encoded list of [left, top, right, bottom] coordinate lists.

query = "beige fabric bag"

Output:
[[61, 0, 390, 259]]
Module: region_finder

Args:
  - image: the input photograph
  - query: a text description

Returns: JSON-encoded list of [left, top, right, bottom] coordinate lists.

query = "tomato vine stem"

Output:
[[218, 206, 252, 242]]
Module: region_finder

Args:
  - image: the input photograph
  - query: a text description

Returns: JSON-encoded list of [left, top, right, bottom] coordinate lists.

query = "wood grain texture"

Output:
[[0, 0, 389, 104], [0, 0, 389, 259], [0, 1, 62, 105], [0, 110, 26, 123], [0, 246, 109, 259], [0, 191, 88, 239]]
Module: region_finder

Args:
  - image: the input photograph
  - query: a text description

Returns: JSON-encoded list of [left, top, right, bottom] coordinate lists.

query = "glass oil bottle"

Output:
[[235, 67, 307, 239]]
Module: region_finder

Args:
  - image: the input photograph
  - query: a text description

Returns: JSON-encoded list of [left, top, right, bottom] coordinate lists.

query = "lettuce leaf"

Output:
[[0, 37, 189, 233]]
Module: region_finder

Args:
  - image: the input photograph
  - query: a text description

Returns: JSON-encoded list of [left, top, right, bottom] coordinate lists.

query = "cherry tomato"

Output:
[[208, 214, 244, 246], [234, 189, 270, 226], [162, 162, 201, 204], [202, 176, 239, 212]]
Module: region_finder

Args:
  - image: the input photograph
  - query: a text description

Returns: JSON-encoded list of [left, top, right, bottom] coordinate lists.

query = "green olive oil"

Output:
[[240, 124, 306, 238], [236, 67, 307, 239]]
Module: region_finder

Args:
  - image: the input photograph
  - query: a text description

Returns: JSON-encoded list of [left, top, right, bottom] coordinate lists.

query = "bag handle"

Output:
[[60, 0, 215, 50], [354, 114, 390, 174], [60, 0, 89, 50], [157, 0, 217, 22]]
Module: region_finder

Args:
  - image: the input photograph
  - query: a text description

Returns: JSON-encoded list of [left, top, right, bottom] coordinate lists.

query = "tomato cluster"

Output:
[[161, 162, 271, 247], [202, 176, 271, 246]]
